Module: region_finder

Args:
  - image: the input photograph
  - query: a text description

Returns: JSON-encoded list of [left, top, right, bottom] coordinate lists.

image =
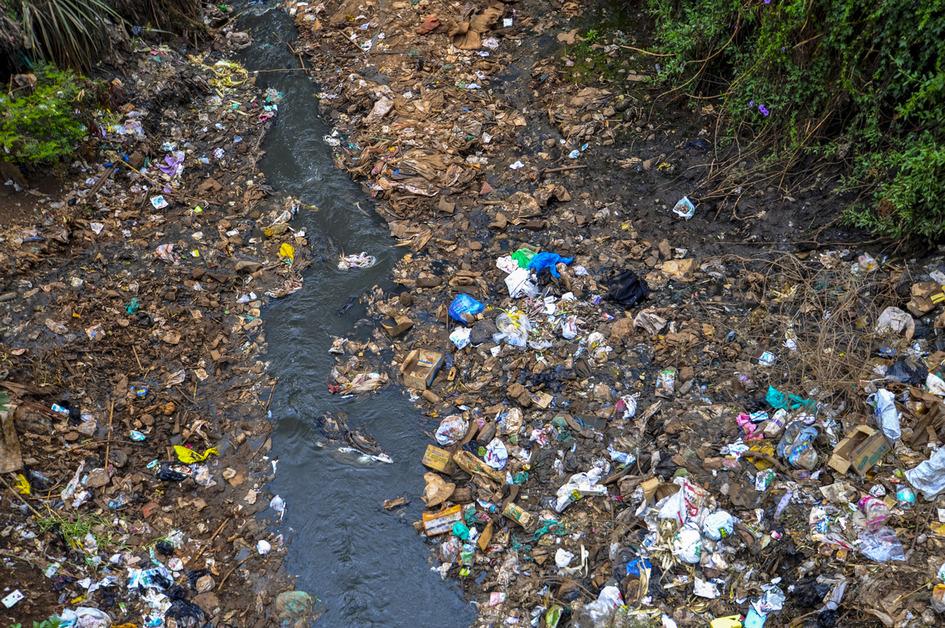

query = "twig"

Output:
[[616, 44, 673, 57], [0, 474, 44, 518], [105, 399, 114, 472], [542, 165, 588, 175], [744, 451, 790, 474], [190, 516, 233, 565], [132, 345, 143, 371], [217, 556, 248, 590]]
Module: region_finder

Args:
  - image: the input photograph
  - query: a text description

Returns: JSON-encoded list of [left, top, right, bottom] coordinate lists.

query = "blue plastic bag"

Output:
[[527, 252, 573, 278], [448, 293, 485, 324]]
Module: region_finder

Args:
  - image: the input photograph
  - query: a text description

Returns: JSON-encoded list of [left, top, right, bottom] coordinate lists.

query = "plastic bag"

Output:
[[527, 252, 573, 277], [449, 327, 471, 349], [337, 252, 377, 270], [702, 510, 735, 541], [173, 445, 218, 464], [435, 415, 468, 446], [484, 438, 508, 470], [448, 293, 485, 324], [57, 607, 113, 628], [765, 385, 814, 411], [510, 248, 535, 268], [495, 311, 531, 348], [905, 447, 945, 498], [581, 586, 624, 623], [672, 196, 696, 220], [672, 526, 703, 564], [867, 389, 901, 440], [504, 267, 539, 298], [657, 477, 707, 526], [858, 526, 905, 562], [554, 467, 606, 512], [606, 270, 649, 308]]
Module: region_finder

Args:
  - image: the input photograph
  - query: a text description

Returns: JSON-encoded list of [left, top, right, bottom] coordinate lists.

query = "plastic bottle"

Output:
[[777, 421, 819, 469]]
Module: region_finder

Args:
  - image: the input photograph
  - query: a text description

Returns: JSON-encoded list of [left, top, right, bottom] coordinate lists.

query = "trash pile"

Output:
[[375, 245, 945, 627], [0, 28, 312, 624], [288, 0, 945, 624]]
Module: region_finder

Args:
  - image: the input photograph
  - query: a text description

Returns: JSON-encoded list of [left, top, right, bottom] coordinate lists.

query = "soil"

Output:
[[0, 172, 66, 229]]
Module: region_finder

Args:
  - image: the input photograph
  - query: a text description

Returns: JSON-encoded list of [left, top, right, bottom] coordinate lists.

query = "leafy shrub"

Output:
[[646, 0, 945, 240], [0, 65, 88, 166]]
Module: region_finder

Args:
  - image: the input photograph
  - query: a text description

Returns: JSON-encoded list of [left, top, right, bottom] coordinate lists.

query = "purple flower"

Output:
[[764, 0, 771, 4], [758, 104, 770, 117], [748, 99, 755, 108]]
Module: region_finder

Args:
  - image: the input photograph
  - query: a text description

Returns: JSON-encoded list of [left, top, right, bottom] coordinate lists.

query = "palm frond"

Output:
[[18, 0, 121, 70]]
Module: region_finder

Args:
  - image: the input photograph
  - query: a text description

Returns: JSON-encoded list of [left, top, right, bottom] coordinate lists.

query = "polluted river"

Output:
[[237, 4, 474, 626]]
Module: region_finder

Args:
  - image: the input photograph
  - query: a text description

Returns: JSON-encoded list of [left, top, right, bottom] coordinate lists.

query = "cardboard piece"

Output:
[[401, 349, 444, 390], [453, 450, 505, 483], [382, 315, 414, 337], [477, 521, 494, 551], [0, 403, 22, 474]]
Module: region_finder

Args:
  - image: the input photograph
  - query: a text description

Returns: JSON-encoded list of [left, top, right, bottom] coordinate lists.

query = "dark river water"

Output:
[[235, 4, 475, 626]]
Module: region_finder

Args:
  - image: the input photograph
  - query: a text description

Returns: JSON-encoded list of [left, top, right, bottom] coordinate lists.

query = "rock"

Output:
[[86, 467, 110, 488], [196, 574, 215, 593], [662, 258, 695, 281], [609, 316, 634, 342], [470, 318, 498, 345], [194, 592, 220, 613]]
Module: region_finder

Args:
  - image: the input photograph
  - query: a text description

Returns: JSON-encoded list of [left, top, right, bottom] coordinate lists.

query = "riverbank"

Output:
[[285, 0, 945, 625], [0, 15, 310, 625]]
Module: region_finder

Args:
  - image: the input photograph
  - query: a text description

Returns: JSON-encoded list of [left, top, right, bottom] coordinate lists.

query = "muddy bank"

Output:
[[0, 12, 309, 626], [282, 0, 945, 626]]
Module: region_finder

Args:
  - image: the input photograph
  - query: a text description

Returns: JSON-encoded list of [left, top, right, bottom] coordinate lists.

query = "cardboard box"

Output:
[[502, 501, 533, 528], [828, 425, 890, 476], [828, 425, 875, 474], [421, 444, 453, 473], [422, 504, 462, 536], [401, 349, 444, 390], [850, 431, 891, 476]]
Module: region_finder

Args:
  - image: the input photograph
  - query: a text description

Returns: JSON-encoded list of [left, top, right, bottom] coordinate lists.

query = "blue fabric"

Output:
[[527, 252, 574, 277]]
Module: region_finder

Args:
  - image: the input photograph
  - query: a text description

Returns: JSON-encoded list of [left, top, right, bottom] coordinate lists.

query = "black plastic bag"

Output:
[[606, 270, 649, 308]]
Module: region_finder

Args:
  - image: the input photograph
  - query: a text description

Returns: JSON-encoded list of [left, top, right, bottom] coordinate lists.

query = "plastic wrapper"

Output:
[[484, 438, 508, 470], [858, 526, 905, 562], [777, 421, 818, 469]]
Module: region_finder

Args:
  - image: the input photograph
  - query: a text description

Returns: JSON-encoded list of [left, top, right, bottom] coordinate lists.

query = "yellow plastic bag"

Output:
[[14, 473, 30, 495], [710, 616, 743, 628], [173, 445, 219, 464], [279, 242, 295, 263]]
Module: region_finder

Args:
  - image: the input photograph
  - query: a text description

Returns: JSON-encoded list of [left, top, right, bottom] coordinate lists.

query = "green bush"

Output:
[[0, 65, 88, 166], [646, 0, 945, 240]]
